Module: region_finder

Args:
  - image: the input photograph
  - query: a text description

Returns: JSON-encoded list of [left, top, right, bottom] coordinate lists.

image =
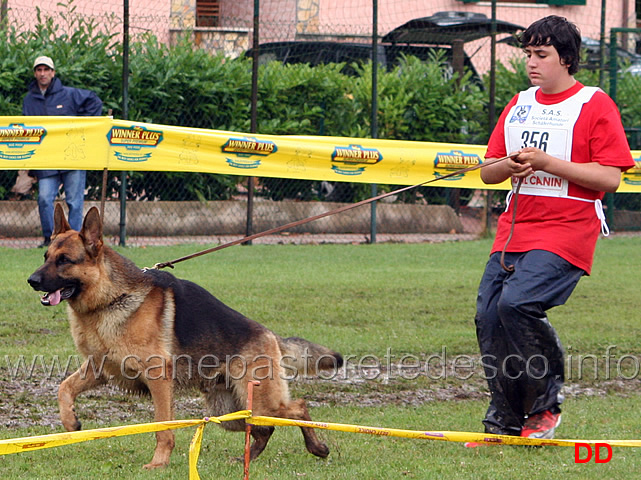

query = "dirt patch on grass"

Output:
[[1, 361, 640, 431]]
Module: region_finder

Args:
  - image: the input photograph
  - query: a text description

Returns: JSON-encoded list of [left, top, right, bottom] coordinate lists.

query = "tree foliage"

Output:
[[1, 2, 486, 202]]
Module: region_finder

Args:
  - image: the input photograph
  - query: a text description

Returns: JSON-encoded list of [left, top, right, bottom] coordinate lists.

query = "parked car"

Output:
[[244, 40, 482, 79], [580, 36, 641, 69], [381, 10, 524, 45], [245, 11, 524, 81]]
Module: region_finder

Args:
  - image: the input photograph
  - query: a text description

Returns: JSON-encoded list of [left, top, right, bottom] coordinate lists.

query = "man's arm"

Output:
[[511, 147, 623, 193], [480, 153, 529, 185], [71, 88, 103, 116], [78, 91, 103, 116]]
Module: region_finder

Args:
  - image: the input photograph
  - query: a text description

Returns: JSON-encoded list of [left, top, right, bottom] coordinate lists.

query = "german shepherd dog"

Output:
[[28, 204, 343, 469]]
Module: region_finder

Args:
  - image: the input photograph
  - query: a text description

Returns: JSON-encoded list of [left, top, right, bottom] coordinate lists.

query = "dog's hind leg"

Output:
[[249, 380, 330, 459], [204, 381, 276, 460], [284, 398, 330, 458], [58, 363, 107, 432], [249, 425, 275, 460]]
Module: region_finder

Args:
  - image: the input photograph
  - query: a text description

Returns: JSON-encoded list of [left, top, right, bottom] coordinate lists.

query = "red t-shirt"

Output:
[[485, 82, 634, 274]]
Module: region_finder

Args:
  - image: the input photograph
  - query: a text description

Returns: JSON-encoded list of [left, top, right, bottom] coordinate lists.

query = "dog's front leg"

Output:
[[142, 366, 175, 469], [58, 363, 107, 431]]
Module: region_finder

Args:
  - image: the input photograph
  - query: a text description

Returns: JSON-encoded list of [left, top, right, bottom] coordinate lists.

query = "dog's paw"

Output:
[[61, 413, 81, 432], [142, 461, 169, 470], [309, 442, 330, 458]]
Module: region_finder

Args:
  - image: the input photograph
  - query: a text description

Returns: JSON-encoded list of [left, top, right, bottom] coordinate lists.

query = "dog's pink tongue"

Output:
[[45, 289, 62, 306]]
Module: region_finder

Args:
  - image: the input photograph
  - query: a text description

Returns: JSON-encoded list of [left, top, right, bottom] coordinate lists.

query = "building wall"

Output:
[[314, 0, 635, 40], [6, 0, 638, 58], [8, 0, 172, 43], [295, 0, 637, 76]]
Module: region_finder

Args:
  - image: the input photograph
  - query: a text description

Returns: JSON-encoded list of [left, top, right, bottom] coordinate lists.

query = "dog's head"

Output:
[[27, 204, 104, 306]]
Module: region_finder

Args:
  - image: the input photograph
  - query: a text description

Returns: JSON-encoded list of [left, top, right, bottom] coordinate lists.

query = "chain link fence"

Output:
[[608, 27, 641, 232], [1, 1, 640, 247]]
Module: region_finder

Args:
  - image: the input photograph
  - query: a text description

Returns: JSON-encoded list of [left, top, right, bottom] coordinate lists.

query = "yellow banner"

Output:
[[2, 116, 641, 192]]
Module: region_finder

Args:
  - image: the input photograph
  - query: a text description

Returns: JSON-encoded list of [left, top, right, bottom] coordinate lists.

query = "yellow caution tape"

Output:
[[2, 409, 641, 480], [189, 423, 206, 480], [248, 415, 641, 448], [188, 411, 251, 480], [0, 418, 204, 455], [0, 410, 251, 480], [0, 410, 252, 456]]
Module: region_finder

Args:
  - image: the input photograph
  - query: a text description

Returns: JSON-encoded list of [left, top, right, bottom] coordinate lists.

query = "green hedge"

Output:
[[17, 5, 641, 203], [0, 4, 486, 202]]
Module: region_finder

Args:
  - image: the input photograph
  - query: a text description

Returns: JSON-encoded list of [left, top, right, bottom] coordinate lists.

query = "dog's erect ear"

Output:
[[53, 203, 71, 236], [80, 207, 103, 257]]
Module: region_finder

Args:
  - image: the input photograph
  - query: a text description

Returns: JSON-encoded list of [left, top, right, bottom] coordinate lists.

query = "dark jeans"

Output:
[[37, 170, 86, 238], [474, 250, 584, 435]]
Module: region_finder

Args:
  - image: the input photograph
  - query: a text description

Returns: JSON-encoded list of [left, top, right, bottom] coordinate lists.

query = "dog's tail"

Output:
[[279, 336, 344, 376]]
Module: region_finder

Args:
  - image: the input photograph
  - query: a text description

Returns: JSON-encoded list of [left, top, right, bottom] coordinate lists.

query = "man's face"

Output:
[[34, 65, 55, 90], [523, 44, 570, 93]]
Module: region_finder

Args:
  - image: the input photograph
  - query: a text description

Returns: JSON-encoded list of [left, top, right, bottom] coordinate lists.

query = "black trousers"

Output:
[[474, 250, 584, 435]]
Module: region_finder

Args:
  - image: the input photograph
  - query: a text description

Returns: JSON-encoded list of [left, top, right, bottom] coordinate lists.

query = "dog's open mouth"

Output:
[[41, 287, 76, 306]]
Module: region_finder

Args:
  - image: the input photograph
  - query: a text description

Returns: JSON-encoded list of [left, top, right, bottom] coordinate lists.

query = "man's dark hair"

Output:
[[519, 15, 581, 75]]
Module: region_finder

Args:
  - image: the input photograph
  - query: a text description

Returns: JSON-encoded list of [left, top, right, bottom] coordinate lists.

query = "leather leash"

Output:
[[150, 153, 518, 270], [499, 177, 523, 272]]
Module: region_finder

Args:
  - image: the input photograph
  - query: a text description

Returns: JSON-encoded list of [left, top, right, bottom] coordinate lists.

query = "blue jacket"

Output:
[[23, 76, 103, 179]]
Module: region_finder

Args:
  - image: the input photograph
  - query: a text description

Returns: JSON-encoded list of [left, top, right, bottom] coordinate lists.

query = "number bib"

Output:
[[505, 86, 599, 198]]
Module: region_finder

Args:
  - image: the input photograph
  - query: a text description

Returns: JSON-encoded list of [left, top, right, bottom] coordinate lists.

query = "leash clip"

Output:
[[141, 262, 173, 272]]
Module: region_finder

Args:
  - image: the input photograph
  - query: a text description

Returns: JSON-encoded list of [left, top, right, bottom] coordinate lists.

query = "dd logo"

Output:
[[574, 442, 613, 463]]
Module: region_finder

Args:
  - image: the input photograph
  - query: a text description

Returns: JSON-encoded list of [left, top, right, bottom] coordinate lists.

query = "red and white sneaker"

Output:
[[521, 410, 562, 439]]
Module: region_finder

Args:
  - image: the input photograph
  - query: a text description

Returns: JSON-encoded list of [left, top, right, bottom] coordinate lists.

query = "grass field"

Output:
[[1, 236, 640, 479]]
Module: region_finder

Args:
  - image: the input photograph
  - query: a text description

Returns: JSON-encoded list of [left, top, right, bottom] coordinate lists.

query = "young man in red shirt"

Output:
[[470, 16, 634, 443]]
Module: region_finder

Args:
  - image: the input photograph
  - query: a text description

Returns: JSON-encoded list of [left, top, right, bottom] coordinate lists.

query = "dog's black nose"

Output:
[[27, 273, 42, 290]]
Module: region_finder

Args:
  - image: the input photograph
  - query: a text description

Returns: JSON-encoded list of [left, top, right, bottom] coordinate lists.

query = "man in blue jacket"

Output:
[[23, 55, 103, 247]]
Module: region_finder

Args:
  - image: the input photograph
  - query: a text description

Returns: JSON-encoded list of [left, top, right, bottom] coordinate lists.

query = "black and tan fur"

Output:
[[28, 204, 343, 469]]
